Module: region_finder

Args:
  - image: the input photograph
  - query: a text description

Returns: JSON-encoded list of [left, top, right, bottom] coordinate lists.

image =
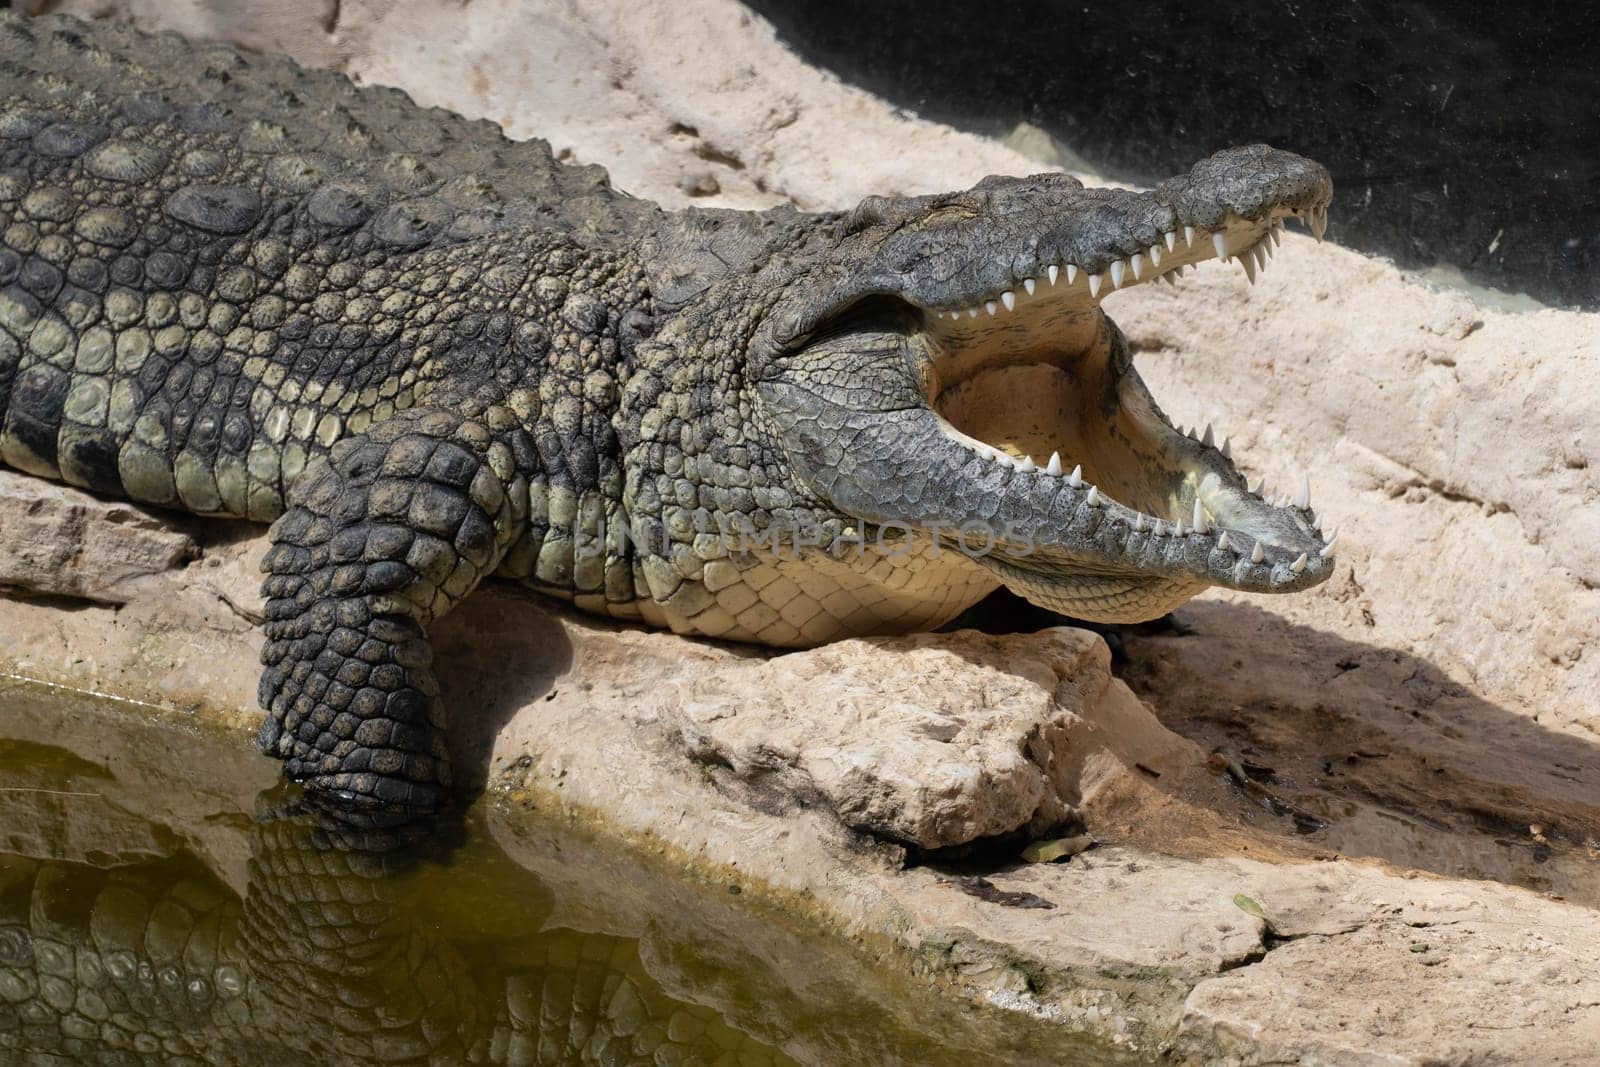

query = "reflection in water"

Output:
[[0, 779, 792, 1065], [0, 684, 1121, 1067]]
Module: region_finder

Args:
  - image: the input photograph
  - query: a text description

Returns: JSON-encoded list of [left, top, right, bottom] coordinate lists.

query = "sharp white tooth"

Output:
[[1221, 437, 1233, 460], [1253, 244, 1269, 269], [1068, 464, 1083, 488], [1001, 290, 1016, 311], [994, 451, 1013, 468], [1017, 455, 1035, 473], [1023, 277, 1036, 296], [1192, 498, 1208, 534], [1109, 260, 1126, 288], [1131, 253, 1145, 279], [1320, 530, 1340, 556], [1065, 263, 1078, 285], [1251, 541, 1265, 563], [1149, 244, 1161, 267], [1134, 513, 1147, 532], [1164, 230, 1177, 251], [1290, 552, 1308, 574], [948, 311, 961, 321], [1201, 423, 1215, 447], [1212, 232, 1228, 260], [1250, 478, 1263, 496], [1184, 224, 1196, 247], [1261, 237, 1276, 258], [1295, 473, 1311, 510], [1263, 484, 1275, 504], [1217, 531, 1232, 551], [1239, 253, 1257, 284], [1088, 273, 1103, 298], [1174, 518, 1185, 537], [1312, 206, 1328, 241], [1047, 264, 1059, 286], [1270, 224, 1283, 247], [1046, 451, 1062, 476], [1162, 271, 1176, 287], [976, 444, 994, 460], [966, 307, 979, 318], [985, 300, 998, 316], [1085, 486, 1101, 507]]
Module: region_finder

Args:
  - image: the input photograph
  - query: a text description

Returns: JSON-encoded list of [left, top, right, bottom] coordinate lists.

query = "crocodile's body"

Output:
[[0, 14, 1336, 811]]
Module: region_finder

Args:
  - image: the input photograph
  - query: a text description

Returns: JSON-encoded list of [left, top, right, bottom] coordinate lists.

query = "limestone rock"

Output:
[[1178, 881, 1600, 1064], [659, 627, 1199, 849], [0, 470, 197, 604]]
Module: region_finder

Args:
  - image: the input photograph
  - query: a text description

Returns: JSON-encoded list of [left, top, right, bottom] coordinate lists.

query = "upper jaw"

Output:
[[922, 201, 1318, 330]]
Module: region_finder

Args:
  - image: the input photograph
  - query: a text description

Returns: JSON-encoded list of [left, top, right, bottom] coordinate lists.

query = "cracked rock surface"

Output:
[[657, 628, 1194, 849], [7, 1, 1600, 1063]]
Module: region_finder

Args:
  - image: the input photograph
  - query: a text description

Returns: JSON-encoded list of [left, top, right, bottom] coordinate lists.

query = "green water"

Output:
[[0, 679, 1117, 1066]]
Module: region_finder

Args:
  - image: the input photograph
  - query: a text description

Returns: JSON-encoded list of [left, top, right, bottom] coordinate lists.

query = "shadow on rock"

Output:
[[1113, 598, 1600, 902], [429, 585, 577, 798]]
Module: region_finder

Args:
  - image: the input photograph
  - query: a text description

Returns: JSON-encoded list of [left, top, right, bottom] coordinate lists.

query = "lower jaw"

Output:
[[983, 554, 1210, 624]]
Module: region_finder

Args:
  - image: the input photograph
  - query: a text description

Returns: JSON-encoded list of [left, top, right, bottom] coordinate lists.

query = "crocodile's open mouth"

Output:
[[758, 145, 1338, 622], [919, 205, 1336, 608]]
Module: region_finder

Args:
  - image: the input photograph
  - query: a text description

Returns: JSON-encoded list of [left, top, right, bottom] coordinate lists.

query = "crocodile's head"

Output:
[[745, 145, 1337, 623]]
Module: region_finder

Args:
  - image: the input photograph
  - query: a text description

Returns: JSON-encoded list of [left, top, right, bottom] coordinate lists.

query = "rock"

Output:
[[184, 532, 270, 623], [0, 470, 197, 603], [1178, 884, 1600, 1065], [659, 628, 1197, 849]]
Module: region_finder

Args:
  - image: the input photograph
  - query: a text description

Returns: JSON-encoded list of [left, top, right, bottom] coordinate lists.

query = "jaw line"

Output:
[[922, 205, 1307, 334], [902, 237, 1337, 593], [759, 149, 1338, 606]]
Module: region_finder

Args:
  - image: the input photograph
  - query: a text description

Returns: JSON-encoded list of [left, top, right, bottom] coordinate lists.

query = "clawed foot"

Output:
[[260, 714, 451, 821]]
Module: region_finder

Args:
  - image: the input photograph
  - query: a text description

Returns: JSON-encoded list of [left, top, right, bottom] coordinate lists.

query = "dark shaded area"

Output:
[[940, 589, 1600, 902], [746, 0, 1600, 308], [942, 585, 1192, 664]]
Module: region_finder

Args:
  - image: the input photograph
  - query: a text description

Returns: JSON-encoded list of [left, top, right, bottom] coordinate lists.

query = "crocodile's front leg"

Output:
[[257, 400, 533, 812]]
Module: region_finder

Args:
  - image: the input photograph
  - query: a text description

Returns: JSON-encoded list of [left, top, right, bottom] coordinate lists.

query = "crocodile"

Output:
[[0, 13, 1337, 813]]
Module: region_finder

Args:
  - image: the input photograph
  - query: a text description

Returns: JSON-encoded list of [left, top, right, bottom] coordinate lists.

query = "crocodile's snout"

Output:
[[759, 145, 1338, 623]]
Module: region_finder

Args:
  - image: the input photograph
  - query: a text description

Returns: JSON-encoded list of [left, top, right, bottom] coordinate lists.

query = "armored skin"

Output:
[[0, 14, 1337, 812]]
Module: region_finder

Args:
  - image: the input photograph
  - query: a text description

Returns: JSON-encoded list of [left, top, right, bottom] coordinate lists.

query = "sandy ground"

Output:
[[7, 1, 1600, 1062]]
